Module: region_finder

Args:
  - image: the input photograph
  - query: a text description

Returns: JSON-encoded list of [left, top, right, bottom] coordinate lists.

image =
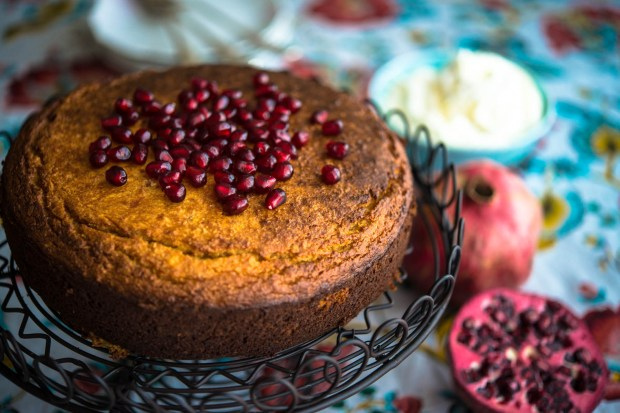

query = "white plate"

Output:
[[87, 0, 295, 69]]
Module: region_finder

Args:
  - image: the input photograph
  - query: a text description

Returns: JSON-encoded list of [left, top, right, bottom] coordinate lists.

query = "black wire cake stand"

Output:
[[0, 115, 464, 412]]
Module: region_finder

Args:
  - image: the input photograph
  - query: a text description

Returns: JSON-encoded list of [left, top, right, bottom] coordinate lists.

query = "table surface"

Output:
[[0, 1, 618, 412]]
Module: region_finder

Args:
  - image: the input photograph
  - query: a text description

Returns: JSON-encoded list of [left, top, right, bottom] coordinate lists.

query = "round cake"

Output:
[[0, 65, 414, 359]]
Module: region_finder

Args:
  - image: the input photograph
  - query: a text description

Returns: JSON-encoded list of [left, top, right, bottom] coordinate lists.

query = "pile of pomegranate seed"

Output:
[[89, 72, 349, 214]]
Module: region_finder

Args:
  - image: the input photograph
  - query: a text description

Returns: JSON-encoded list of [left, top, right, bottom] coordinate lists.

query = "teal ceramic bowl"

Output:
[[368, 50, 555, 166]]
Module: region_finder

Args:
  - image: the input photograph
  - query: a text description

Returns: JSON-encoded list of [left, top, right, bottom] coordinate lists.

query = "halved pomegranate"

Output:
[[449, 289, 609, 413]]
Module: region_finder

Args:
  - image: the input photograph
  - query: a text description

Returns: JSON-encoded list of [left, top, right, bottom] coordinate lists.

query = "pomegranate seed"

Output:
[[272, 162, 294, 181], [234, 160, 257, 175], [133, 128, 152, 144], [214, 171, 236, 184], [223, 194, 249, 215], [255, 84, 277, 98], [155, 149, 174, 163], [274, 112, 291, 124], [251, 128, 269, 142], [209, 156, 233, 172], [101, 115, 122, 130], [186, 139, 201, 151], [143, 101, 163, 116], [214, 183, 237, 200], [277, 142, 298, 159], [131, 143, 148, 165], [273, 105, 291, 117], [89, 150, 108, 168], [275, 91, 289, 103], [89, 136, 112, 153], [282, 96, 302, 113], [194, 128, 210, 142], [253, 107, 271, 121], [326, 141, 349, 159], [189, 151, 210, 169], [321, 165, 341, 185], [270, 120, 289, 131], [172, 158, 188, 175], [115, 98, 133, 113], [158, 102, 174, 116], [254, 174, 276, 193], [230, 98, 247, 109], [206, 80, 219, 94], [184, 98, 198, 111], [255, 142, 271, 156], [311, 109, 329, 124], [256, 154, 277, 172], [195, 89, 210, 102], [230, 130, 248, 142], [212, 122, 232, 138], [228, 141, 247, 157], [187, 127, 202, 139], [292, 131, 310, 148], [322, 119, 343, 136], [149, 115, 171, 130], [236, 148, 255, 162], [170, 146, 191, 159], [185, 166, 207, 187], [163, 183, 186, 203], [270, 129, 291, 144], [145, 161, 172, 179], [236, 108, 253, 122], [123, 110, 140, 126], [177, 89, 194, 104], [133, 88, 154, 105], [198, 106, 212, 119], [171, 116, 185, 129], [107, 145, 131, 161], [208, 112, 226, 124], [236, 174, 255, 192], [273, 112, 290, 124], [167, 129, 186, 146], [111, 127, 133, 144], [253, 72, 270, 87], [191, 77, 208, 90], [219, 89, 239, 99], [159, 171, 182, 188], [152, 139, 169, 151], [201, 144, 220, 159], [186, 112, 206, 128], [210, 138, 229, 149], [105, 166, 127, 186], [214, 95, 229, 111], [158, 128, 173, 141], [259, 98, 276, 112], [264, 188, 286, 210], [251, 121, 267, 130], [271, 147, 291, 163], [222, 107, 237, 119]]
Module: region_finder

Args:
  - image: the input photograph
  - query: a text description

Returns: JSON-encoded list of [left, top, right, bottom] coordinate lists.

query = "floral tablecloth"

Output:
[[0, 1, 619, 412]]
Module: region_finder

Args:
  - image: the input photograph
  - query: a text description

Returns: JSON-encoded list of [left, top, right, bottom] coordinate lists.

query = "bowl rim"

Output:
[[368, 48, 556, 156]]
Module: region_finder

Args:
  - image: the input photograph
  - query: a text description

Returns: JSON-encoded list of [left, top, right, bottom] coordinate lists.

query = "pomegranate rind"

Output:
[[405, 160, 542, 308], [449, 288, 609, 413]]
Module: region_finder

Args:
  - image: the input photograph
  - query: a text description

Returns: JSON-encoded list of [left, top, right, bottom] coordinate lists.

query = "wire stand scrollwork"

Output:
[[0, 112, 463, 412]]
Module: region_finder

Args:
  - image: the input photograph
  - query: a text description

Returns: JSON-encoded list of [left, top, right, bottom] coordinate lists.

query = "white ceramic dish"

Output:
[[368, 50, 555, 166], [87, 0, 295, 70]]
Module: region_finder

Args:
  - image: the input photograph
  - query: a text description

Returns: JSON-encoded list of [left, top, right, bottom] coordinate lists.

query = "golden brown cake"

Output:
[[0, 65, 414, 359]]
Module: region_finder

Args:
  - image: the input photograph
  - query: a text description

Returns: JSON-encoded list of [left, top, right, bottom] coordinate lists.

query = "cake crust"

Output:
[[1, 65, 414, 358]]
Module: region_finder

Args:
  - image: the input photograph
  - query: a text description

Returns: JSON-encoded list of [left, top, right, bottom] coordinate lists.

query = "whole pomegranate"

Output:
[[405, 160, 542, 307], [449, 288, 609, 413]]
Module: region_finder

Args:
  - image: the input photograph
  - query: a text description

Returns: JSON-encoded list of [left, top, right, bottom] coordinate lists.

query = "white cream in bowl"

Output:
[[382, 50, 544, 150]]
